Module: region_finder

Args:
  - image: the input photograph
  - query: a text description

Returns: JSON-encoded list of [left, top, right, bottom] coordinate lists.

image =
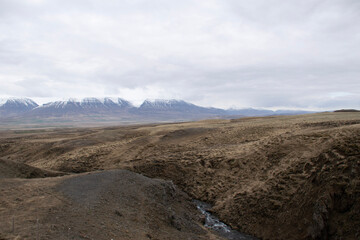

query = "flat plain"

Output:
[[0, 112, 359, 239]]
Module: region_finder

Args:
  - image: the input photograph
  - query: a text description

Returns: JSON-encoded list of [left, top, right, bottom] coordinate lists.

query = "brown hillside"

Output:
[[0, 170, 219, 240], [0, 158, 65, 179], [0, 112, 359, 239]]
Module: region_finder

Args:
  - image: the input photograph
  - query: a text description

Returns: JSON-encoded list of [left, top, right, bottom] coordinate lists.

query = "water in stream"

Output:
[[193, 200, 258, 240]]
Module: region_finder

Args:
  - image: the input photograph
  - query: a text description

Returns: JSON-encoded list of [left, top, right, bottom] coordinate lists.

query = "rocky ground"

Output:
[[0, 112, 359, 239]]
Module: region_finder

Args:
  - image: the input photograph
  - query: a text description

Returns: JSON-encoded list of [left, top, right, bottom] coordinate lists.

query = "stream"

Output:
[[193, 200, 258, 240]]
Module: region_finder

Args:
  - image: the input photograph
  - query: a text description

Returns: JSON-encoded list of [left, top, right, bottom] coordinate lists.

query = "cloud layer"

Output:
[[0, 0, 359, 109]]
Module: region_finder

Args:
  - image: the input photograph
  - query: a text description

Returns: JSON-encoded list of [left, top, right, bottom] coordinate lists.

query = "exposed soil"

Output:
[[0, 170, 220, 240], [0, 112, 359, 239]]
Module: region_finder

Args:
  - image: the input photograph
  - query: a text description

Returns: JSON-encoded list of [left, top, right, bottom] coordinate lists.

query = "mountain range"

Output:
[[0, 98, 38, 117], [0, 97, 315, 125]]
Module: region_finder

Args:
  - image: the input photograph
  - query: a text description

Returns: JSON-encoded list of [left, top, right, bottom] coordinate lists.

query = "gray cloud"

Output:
[[0, 0, 359, 109]]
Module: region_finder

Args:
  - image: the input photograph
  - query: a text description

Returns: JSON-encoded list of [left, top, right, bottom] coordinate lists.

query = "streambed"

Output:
[[194, 200, 258, 240]]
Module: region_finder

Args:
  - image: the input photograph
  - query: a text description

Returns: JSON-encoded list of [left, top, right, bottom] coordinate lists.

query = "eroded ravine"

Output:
[[194, 200, 258, 240]]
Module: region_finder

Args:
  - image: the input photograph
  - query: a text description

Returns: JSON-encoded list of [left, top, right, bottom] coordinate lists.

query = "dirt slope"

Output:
[[0, 112, 359, 239], [0, 158, 65, 179], [0, 170, 220, 240]]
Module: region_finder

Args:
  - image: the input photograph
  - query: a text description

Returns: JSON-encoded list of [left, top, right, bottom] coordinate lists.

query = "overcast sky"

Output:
[[0, 0, 359, 110]]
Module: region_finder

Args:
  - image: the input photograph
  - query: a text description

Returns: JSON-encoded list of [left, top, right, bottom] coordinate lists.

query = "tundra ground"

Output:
[[0, 112, 359, 239]]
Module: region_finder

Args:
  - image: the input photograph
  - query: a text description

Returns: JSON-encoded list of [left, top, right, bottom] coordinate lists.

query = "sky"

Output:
[[0, 0, 359, 110]]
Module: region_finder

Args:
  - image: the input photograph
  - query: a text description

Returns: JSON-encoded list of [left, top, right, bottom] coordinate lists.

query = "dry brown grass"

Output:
[[1, 112, 360, 239]]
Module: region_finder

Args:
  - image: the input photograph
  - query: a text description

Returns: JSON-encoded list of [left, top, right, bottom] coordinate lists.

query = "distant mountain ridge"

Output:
[[226, 108, 314, 117], [0, 98, 38, 117], [0, 97, 316, 124], [29, 98, 133, 117], [138, 99, 226, 114], [39, 97, 132, 109]]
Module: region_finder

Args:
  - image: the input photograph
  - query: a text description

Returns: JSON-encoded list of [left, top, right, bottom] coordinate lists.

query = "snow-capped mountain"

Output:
[[30, 97, 133, 117], [0, 98, 38, 117], [38, 98, 131, 109], [139, 99, 226, 114], [135, 99, 226, 121], [0, 97, 315, 124], [140, 99, 195, 111], [80, 98, 132, 109], [19, 98, 226, 120], [40, 99, 81, 109]]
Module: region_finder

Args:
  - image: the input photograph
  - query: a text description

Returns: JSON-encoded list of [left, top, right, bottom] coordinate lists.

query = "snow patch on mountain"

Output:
[[37, 97, 133, 110], [0, 99, 7, 107], [140, 99, 190, 109], [0, 98, 38, 108], [41, 100, 81, 109], [81, 97, 104, 104]]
